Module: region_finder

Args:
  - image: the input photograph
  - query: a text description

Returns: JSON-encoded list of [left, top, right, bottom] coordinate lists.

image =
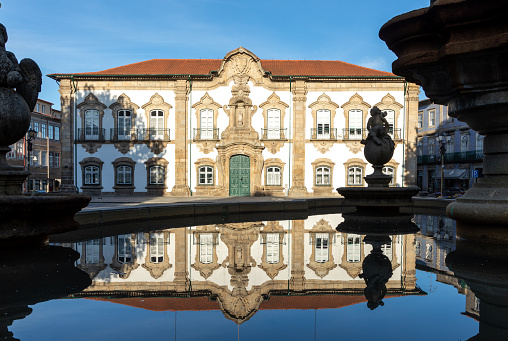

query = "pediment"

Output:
[[217, 47, 266, 83]]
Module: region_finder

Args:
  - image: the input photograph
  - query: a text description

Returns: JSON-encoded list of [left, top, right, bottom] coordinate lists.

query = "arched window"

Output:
[[382, 166, 395, 186], [198, 166, 214, 185], [150, 166, 165, 185], [315, 167, 330, 185], [84, 166, 100, 185], [348, 167, 363, 186], [266, 167, 281, 186], [116, 166, 132, 185], [149, 232, 164, 263]]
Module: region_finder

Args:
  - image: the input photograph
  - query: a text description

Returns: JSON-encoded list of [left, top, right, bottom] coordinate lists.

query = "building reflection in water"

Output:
[[59, 214, 422, 324], [414, 215, 480, 321]]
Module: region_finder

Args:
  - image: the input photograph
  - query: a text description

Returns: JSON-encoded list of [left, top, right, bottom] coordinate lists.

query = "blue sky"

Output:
[[1, 0, 430, 109]]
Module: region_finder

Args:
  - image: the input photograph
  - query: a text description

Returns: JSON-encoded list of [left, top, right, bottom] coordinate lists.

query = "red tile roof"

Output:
[[87, 294, 371, 312], [51, 59, 396, 78]]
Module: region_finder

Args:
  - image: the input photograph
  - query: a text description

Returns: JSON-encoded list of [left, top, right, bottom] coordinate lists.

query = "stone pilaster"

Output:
[[404, 83, 420, 187], [171, 80, 191, 196], [173, 227, 189, 291], [288, 81, 308, 197], [58, 80, 76, 193], [402, 234, 417, 290], [289, 220, 306, 291]]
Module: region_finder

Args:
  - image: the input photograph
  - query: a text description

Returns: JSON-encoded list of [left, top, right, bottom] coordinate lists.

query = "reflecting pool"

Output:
[[5, 213, 486, 340]]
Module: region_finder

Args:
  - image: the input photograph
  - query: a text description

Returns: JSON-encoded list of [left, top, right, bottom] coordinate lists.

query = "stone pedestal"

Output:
[[380, 0, 508, 233]]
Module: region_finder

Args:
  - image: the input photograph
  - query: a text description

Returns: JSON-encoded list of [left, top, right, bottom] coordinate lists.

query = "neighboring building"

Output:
[[417, 99, 484, 193], [7, 99, 62, 192], [49, 47, 420, 197]]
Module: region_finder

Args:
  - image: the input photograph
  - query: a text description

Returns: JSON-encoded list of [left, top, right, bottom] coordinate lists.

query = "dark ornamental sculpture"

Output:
[[0, 23, 42, 180], [361, 106, 395, 187]]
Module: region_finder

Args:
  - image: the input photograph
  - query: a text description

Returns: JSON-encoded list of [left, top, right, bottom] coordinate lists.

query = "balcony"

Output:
[[310, 128, 338, 140], [418, 149, 484, 164], [193, 128, 219, 140], [110, 128, 138, 141], [260, 128, 287, 140], [140, 128, 171, 141], [77, 128, 105, 142]]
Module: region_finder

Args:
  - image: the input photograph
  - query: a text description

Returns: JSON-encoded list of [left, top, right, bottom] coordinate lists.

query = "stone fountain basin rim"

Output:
[[0, 194, 91, 213]]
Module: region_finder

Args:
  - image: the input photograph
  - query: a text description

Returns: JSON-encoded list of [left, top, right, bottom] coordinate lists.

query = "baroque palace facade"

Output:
[[49, 47, 419, 196]]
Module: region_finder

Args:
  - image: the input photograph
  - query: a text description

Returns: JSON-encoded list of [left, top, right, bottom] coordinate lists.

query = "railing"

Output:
[[110, 128, 138, 141], [141, 128, 171, 141], [342, 128, 402, 140], [193, 128, 219, 140], [342, 128, 367, 140], [77, 128, 105, 141], [418, 149, 484, 164], [261, 128, 287, 140], [310, 128, 338, 140]]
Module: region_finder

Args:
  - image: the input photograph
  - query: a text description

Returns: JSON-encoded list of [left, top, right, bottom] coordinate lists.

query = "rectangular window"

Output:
[[7, 145, 15, 158], [85, 239, 100, 264], [41, 124, 47, 138], [54, 153, 60, 167], [199, 109, 214, 139], [42, 105, 45, 114], [48, 125, 54, 140], [417, 112, 423, 128], [428, 110, 436, 127], [41, 151, 47, 167], [347, 235, 361, 263], [266, 167, 281, 186], [33, 122, 40, 136], [348, 109, 363, 139], [316, 109, 331, 139], [118, 235, 132, 263], [266, 233, 280, 264], [315, 233, 329, 263], [36, 103, 40, 112], [199, 234, 213, 264], [49, 152, 53, 167], [149, 233, 165, 263], [267, 109, 281, 139], [461, 133, 469, 153], [54, 126, 60, 140], [16, 142, 23, 159], [316, 167, 330, 185]]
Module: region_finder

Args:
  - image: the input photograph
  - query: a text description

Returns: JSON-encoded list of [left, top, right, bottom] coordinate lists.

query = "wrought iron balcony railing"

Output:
[[418, 149, 484, 164], [342, 128, 366, 140], [261, 128, 287, 140], [193, 128, 219, 140], [77, 128, 105, 141], [141, 128, 171, 141], [310, 128, 338, 140], [110, 128, 138, 141]]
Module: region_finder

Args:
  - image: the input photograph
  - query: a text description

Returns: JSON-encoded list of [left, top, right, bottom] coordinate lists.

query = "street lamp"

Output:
[[437, 133, 451, 197], [26, 128, 37, 192]]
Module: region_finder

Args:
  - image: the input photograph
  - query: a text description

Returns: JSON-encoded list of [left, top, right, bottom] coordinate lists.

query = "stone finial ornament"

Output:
[[0, 22, 42, 173]]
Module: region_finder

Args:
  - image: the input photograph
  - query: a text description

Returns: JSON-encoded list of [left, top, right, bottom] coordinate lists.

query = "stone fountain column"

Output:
[[380, 0, 508, 239]]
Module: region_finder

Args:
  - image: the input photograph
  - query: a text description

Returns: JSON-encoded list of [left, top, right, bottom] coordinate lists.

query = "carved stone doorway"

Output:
[[229, 155, 250, 196]]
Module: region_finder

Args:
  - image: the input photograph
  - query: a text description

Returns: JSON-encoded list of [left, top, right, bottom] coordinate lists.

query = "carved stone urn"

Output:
[[380, 0, 508, 240]]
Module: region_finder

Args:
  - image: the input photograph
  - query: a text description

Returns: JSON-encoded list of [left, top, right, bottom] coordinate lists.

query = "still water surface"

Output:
[[8, 213, 481, 340]]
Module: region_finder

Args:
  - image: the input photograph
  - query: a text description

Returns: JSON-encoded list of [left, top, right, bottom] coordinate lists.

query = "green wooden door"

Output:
[[229, 155, 250, 196]]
